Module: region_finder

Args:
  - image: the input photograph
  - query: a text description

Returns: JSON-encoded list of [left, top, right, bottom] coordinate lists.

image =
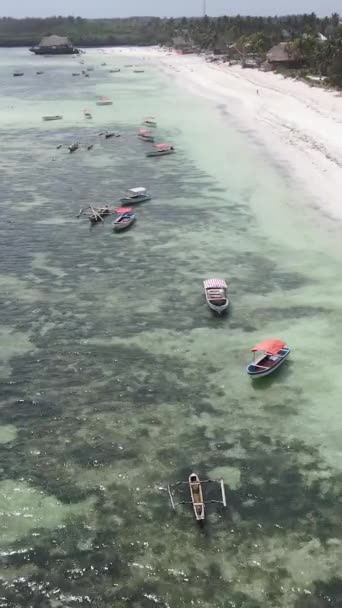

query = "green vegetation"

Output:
[[0, 13, 341, 86]]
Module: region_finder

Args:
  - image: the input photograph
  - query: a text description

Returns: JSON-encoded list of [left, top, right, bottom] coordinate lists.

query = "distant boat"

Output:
[[138, 128, 154, 142], [72, 72, 81, 76], [105, 131, 120, 139], [134, 69, 145, 73], [113, 207, 136, 232], [96, 97, 113, 106], [36, 71, 44, 75], [69, 143, 79, 153], [203, 278, 229, 314], [101, 62, 107, 66], [13, 72, 24, 77], [42, 115, 63, 121], [120, 187, 151, 204], [246, 339, 291, 378], [143, 116, 157, 127], [109, 68, 121, 73], [146, 144, 175, 158], [86, 67, 94, 72], [84, 109, 92, 119]]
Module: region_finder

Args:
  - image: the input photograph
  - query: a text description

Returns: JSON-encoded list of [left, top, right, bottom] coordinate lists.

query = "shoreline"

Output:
[[107, 46, 342, 222]]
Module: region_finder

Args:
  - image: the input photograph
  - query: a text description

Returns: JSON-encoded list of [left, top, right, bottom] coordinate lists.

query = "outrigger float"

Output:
[[167, 473, 227, 524]]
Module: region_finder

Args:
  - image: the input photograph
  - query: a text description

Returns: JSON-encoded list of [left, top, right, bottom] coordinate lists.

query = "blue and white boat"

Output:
[[120, 187, 151, 204], [247, 339, 291, 378]]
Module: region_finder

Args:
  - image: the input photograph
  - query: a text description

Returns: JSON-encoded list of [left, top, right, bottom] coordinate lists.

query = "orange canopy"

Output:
[[251, 339, 286, 354]]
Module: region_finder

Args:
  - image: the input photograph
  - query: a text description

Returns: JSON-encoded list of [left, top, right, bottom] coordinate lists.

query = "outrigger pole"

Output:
[[167, 484, 176, 510]]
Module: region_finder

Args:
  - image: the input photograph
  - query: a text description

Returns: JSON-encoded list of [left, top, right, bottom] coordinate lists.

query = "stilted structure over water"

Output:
[[30, 35, 79, 55]]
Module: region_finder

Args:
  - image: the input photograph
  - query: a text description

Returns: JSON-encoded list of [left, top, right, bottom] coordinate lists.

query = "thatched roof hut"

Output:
[[30, 34, 79, 55], [39, 35, 71, 47], [266, 42, 297, 65]]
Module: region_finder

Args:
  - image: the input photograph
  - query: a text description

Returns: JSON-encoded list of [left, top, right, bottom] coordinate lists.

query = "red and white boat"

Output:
[[138, 128, 154, 142], [112, 207, 136, 232], [203, 278, 229, 314], [247, 339, 291, 378], [96, 97, 113, 106]]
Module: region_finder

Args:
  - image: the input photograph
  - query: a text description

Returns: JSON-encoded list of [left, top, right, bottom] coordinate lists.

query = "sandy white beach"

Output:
[[108, 46, 342, 222]]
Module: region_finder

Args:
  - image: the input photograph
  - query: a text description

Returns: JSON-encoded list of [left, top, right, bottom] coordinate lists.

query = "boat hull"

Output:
[[113, 216, 136, 232], [206, 298, 229, 314], [42, 116, 63, 121], [120, 195, 151, 204], [189, 474, 205, 523], [247, 348, 291, 378], [146, 150, 174, 158], [138, 135, 154, 142]]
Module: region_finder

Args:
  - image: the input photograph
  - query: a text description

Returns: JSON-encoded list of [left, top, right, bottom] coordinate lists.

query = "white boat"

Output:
[[42, 115, 63, 121], [143, 116, 157, 127], [96, 97, 113, 106], [120, 187, 151, 204], [203, 278, 229, 314]]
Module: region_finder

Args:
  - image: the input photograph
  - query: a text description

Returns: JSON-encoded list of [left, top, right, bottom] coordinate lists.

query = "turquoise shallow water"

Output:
[[0, 47, 342, 608]]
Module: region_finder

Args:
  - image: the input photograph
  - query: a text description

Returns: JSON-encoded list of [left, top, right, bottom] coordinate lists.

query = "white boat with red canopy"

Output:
[[247, 339, 291, 378], [96, 96, 113, 106], [146, 143, 175, 158], [138, 128, 154, 142], [112, 207, 136, 232], [203, 278, 229, 314]]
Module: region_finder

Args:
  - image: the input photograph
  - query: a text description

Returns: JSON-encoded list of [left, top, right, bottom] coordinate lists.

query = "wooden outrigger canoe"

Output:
[[167, 472, 226, 525], [77, 205, 115, 223], [189, 473, 205, 522]]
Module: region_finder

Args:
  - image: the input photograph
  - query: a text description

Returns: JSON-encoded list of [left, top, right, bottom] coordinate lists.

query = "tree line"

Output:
[[0, 13, 341, 86]]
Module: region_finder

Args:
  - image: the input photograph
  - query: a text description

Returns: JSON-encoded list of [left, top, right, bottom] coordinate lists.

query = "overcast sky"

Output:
[[1, 0, 340, 19]]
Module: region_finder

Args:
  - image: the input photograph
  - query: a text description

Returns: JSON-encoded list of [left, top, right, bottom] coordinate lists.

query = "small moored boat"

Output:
[[69, 143, 79, 153], [120, 187, 151, 204], [84, 109, 92, 119], [203, 278, 229, 314], [36, 71, 44, 75], [96, 97, 113, 106], [143, 116, 157, 127], [109, 68, 121, 73], [42, 115, 63, 121], [13, 72, 24, 77], [246, 339, 291, 378], [105, 131, 120, 139], [146, 143, 175, 158], [138, 128, 154, 142], [113, 207, 136, 232], [189, 473, 205, 522], [134, 69, 145, 73]]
